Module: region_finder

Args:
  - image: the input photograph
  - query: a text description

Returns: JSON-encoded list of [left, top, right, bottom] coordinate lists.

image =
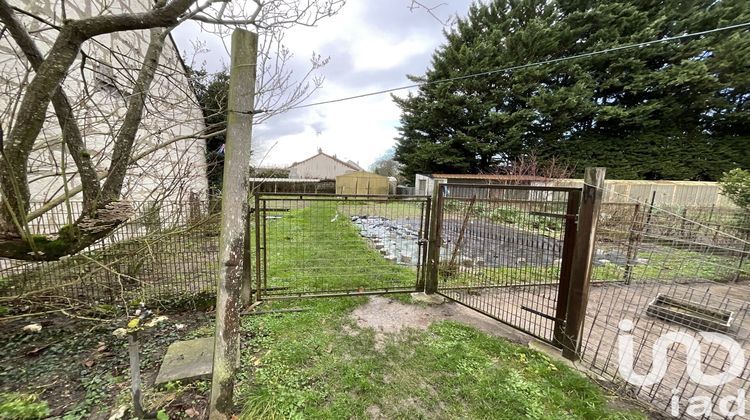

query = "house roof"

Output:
[[431, 174, 550, 182], [288, 151, 362, 171]]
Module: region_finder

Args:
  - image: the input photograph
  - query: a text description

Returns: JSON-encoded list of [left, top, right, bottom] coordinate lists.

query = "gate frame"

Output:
[[424, 170, 605, 356], [251, 193, 432, 301]]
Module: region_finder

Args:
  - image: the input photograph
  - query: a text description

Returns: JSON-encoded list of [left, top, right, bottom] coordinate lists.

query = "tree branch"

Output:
[[0, 0, 193, 232], [0, 1, 101, 212], [100, 27, 170, 202]]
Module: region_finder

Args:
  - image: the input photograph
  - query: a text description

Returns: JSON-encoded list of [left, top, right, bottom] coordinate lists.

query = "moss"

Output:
[[58, 224, 82, 243]]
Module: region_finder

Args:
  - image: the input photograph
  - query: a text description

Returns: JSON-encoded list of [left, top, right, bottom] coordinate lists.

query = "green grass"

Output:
[[237, 298, 644, 419], [263, 202, 417, 294], [437, 245, 745, 289], [237, 202, 646, 419]]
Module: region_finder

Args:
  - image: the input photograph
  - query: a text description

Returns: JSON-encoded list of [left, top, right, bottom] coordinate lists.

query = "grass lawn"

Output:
[[236, 297, 645, 419], [262, 202, 418, 296], [236, 201, 645, 419]]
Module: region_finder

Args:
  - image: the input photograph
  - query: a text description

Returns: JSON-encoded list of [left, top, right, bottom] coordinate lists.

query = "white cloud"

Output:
[[172, 1, 475, 170]]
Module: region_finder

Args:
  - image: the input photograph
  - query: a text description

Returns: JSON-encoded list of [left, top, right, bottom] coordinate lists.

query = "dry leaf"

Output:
[[185, 408, 200, 418], [83, 359, 95, 367]]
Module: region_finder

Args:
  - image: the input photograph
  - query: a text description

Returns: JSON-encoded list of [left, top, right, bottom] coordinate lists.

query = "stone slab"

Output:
[[155, 337, 214, 385], [410, 292, 445, 305]]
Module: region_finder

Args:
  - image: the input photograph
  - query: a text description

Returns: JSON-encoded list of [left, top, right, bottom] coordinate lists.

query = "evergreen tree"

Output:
[[394, 0, 750, 182], [189, 68, 230, 194]]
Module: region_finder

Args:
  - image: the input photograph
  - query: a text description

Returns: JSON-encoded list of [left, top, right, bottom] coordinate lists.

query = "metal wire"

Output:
[[578, 185, 749, 418], [434, 184, 575, 344], [0, 200, 219, 304], [254, 194, 430, 299]]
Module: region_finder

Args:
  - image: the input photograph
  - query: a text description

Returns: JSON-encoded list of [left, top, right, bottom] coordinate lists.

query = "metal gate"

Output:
[[429, 183, 582, 346], [252, 193, 431, 300]]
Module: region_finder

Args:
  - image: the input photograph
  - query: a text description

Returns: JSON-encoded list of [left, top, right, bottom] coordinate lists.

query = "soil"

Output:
[[0, 307, 213, 419], [438, 218, 564, 267], [349, 296, 532, 349]]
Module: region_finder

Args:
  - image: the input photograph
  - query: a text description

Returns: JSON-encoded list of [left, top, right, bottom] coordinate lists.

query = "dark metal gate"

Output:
[[252, 193, 431, 300], [428, 183, 582, 346]]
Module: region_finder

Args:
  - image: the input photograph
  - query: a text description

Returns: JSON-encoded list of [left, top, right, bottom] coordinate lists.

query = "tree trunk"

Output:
[[209, 29, 258, 419]]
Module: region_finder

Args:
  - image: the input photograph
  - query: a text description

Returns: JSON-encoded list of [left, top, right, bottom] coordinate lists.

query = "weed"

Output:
[[0, 393, 49, 419]]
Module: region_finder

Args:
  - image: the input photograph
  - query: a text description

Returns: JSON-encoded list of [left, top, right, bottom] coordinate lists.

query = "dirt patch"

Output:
[[349, 296, 532, 348]]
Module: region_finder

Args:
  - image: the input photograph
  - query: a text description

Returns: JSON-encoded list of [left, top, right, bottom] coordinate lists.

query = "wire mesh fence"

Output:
[[434, 184, 581, 344], [254, 194, 430, 299], [579, 186, 750, 418], [0, 200, 219, 306]]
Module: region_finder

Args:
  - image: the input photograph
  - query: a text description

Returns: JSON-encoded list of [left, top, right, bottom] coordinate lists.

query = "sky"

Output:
[[172, 1, 476, 169]]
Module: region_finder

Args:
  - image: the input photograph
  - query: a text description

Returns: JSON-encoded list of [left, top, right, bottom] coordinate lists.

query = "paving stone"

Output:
[[155, 337, 213, 385]]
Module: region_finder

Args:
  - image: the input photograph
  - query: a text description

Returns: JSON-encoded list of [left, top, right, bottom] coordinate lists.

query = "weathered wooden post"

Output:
[[425, 180, 443, 294], [127, 333, 145, 418], [209, 29, 258, 419], [562, 167, 605, 361], [623, 203, 642, 284]]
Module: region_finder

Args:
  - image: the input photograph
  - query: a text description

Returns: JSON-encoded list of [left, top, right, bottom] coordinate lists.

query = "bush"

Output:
[[719, 169, 750, 209]]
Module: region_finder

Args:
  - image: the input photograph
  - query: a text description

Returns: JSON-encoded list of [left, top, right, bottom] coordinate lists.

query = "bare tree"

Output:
[[491, 153, 576, 182], [0, 0, 345, 261]]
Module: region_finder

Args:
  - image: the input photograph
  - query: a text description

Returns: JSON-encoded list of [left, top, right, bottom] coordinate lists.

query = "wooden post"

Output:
[[210, 29, 258, 419], [623, 203, 642, 284], [425, 180, 443, 294], [562, 167, 605, 361], [128, 333, 145, 418]]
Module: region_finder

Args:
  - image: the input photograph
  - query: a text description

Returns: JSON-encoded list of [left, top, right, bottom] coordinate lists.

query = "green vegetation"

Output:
[[395, 0, 750, 181], [719, 169, 750, 210], [237, 299, 644, 419], [442, 200, 565, 234], [264, 202, 417, 294], [0, 393, 49, 419], [237, 201, 645, 419], [439, 245, 742, 289]]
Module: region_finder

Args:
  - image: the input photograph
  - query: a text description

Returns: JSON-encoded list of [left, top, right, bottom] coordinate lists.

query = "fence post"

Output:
[[415, 198, 431, 291], [562, 167, 606, 361], [210, 29, 258, 418], [553, 189, 580, 347], [425, 180, 443, 294], [241, 196, 253, 306], [623, 203, 642, 284]]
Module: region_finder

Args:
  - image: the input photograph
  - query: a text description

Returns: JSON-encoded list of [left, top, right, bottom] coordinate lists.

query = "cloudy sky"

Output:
[[172, 1, 476, 169]]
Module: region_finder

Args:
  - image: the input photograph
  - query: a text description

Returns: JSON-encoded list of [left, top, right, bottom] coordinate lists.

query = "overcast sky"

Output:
[[172, 1, 476, 169]]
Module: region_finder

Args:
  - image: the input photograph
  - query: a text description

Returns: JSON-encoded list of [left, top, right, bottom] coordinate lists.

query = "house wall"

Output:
[[1, 0, 208, 223], [289, 154, 358, 180], [415, 174, 440, 196]]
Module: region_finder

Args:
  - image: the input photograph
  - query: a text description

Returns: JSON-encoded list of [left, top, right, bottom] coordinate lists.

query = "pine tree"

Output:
[[394, 0, 750, 182]]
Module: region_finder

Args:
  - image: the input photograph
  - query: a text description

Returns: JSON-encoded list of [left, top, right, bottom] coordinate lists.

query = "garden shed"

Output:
[[336, 171, 389, 195]]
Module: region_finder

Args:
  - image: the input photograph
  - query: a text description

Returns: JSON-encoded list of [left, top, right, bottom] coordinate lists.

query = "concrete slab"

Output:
[[154, 337, 213, 385]]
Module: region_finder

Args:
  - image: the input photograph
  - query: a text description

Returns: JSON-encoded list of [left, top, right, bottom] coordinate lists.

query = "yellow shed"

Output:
[[335, 171, 389, 195]]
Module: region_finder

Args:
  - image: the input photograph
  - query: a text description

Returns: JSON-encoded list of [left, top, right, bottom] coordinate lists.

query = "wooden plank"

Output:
[[562, 168, 606, 361]]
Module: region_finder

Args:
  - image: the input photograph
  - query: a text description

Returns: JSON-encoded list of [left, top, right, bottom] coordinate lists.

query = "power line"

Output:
[[283, 21, 750, 111]]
